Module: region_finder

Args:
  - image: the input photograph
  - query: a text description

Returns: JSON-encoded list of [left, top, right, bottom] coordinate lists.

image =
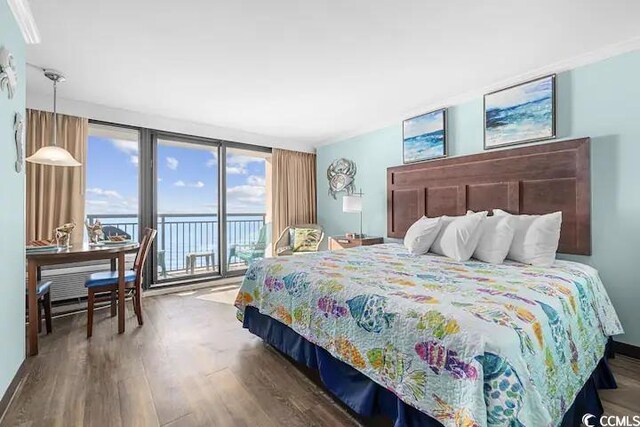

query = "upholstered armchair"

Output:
[[274, 224, 324, 256]]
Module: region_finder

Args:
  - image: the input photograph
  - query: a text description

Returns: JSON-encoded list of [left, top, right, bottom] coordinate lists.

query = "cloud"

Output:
[[246, 175, 265, 186], [205, 152, 266, 173], [225, 154, 266, 175], [87, 187, 123, 199], [87, 200, 109, 206], [229, 154, 265, 166], [227, 184, 266, 210], [109, 139, 139, 166], [111, 139, 138, 154], [200, 203, 218, 210], [166, 157, 179, 170], [85, 197, 138, 215], [173, 180, 204, 188], [205, 151, 218, 167], [227, 166, 247, 175]]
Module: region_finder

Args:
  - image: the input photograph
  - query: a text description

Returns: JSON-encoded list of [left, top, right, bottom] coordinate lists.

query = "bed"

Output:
[[234, 138, 624, 427]]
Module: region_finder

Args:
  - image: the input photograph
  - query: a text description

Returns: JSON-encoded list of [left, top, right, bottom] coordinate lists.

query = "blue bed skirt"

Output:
[[243, 306, 617, 427]]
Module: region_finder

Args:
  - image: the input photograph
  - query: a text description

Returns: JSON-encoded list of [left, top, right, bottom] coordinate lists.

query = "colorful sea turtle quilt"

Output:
[[234, 244, 623, 427]]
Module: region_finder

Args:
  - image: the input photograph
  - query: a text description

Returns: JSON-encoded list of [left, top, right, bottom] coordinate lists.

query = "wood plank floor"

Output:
[[2, 286, 639, 427]]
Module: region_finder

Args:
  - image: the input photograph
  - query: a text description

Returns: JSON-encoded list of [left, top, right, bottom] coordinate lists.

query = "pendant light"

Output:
[[25, 69, 81, 167]]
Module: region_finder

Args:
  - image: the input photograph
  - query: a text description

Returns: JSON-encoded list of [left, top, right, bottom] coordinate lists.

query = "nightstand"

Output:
[[329, 236, 383, 250]]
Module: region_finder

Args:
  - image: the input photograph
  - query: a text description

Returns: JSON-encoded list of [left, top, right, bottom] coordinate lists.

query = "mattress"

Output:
[[234, 243, 623, 427]]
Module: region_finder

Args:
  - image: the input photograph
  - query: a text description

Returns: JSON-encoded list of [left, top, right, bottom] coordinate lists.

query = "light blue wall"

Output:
[[317, 50, 640, 347], [0, 2, 26, 398]]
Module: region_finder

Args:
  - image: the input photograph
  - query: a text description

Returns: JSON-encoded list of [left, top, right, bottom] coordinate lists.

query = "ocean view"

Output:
[[485, 96, 553, 145], [88, 213, 267, 272], [403, 129, 445, 162]]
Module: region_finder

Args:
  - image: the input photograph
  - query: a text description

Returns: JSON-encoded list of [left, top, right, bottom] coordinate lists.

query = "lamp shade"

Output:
[[343, 195, 362, 213], [26, 146, 81, 167]]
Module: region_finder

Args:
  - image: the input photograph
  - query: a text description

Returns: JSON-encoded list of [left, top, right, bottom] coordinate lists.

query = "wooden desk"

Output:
[[26, 242, 138, 356], [328, 236, 383, 250]]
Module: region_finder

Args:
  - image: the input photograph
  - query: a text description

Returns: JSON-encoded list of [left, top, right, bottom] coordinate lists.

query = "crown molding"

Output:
[[26, 91, 316, 153], [6, 0, 41, 44], [316, 37, 640, 148]]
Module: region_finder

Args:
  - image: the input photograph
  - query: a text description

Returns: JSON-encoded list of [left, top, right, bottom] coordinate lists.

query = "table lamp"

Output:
[[343, 191, 364, 238]]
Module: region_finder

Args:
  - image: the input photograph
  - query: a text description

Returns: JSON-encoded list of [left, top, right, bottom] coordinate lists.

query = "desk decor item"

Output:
[[0, 46, 17, 99], [54, 222, 75, 248], [343, 190, 364, 238], [26, 239, 58, 253], [403, 108, 447, 163], [484, 75, 556, 149], [85, 220, 104, 244], [327, 158, 357, 199]]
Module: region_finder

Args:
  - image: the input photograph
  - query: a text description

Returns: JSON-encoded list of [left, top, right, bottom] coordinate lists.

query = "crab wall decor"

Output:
[[0, 46, 18, 100], [327, 158, 357, 199]]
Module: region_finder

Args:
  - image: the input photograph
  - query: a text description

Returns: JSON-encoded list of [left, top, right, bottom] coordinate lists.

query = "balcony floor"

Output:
[[156, 262, 249, 284]]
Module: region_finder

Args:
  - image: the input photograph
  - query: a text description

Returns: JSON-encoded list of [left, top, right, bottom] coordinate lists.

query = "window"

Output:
[[155, 137, 220, 280], [83, 122, 272, 288], [85, 123, 140, 241], [225, 148, 272, 272]]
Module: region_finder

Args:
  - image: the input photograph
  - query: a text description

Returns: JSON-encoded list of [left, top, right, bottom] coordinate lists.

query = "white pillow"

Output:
[[471, 214, 516, 264], [430, 212, 487, 261], [493, 209, 562, 267], [404, 216, 443, 255]]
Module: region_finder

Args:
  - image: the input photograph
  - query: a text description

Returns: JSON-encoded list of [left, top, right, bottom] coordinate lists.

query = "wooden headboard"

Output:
[[387, 138, 591, 255]]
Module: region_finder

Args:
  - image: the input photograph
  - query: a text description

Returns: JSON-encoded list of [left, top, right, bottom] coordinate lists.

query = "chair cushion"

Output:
[[291, 228, 321, 252], [85, 270, 136, 288], [26, 280, 52, 296], [237, 246, 265, 259]]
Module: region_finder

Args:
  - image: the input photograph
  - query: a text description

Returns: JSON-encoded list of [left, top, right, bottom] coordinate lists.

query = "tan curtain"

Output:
[[26, 109, 87, 245], [272, 149, 317, 245]]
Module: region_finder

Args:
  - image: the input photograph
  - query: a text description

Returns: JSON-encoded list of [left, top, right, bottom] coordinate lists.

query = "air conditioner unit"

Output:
[[41, 259, 135, 303]]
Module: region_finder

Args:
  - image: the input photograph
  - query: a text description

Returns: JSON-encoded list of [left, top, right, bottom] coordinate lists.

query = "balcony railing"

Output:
[[86, 213, 267, 277]]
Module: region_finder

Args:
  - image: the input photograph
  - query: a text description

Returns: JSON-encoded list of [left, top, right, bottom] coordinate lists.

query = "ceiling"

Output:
[[26, 0, 640, 149]]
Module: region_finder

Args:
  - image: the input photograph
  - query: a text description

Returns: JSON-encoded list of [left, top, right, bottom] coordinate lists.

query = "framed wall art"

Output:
[[484, 74, 556, 149], [403, 108, 447, 163]]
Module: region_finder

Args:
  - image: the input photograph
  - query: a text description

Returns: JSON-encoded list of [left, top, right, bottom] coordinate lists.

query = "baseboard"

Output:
[[613, 340, 640, 359], [0, 360, 27, 424], [144, 277, 242, 297]]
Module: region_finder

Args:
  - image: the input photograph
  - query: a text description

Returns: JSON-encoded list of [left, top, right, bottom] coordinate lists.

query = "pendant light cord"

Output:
[[52, 78, 57, 147]]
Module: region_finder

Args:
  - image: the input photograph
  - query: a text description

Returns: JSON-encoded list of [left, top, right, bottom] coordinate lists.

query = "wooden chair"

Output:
[[25, 280, 53, 334], [84, 228, 157, 338]]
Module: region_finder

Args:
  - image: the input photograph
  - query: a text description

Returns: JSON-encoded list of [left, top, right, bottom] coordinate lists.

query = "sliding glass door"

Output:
[[85, 123, 140, 241], [225, 147, 272, 273], [154, 136, 220, 282], [83, 123, 273, 287]]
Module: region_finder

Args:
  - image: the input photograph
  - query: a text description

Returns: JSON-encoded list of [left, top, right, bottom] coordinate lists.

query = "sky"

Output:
[[403, 109, 444, 139], [85, 136, 267, 216], [486, 76, 553, 110]]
